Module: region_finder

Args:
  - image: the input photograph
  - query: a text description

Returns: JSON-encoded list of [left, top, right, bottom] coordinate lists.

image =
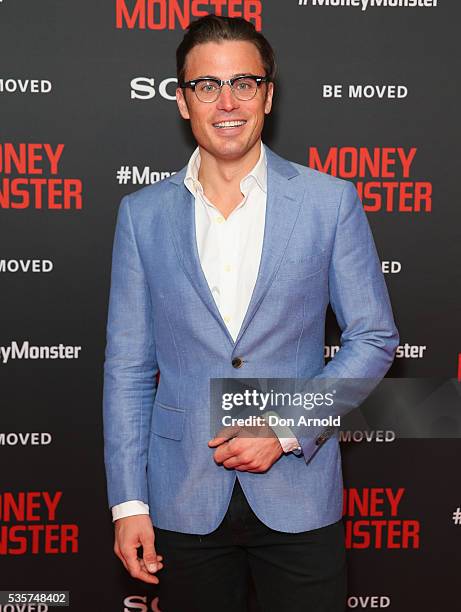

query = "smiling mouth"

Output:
[[212, 120, 247, 129]]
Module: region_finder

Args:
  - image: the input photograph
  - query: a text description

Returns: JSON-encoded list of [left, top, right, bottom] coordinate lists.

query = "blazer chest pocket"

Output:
[[150, 401, 185, 440], [276, 250, 329, 281]]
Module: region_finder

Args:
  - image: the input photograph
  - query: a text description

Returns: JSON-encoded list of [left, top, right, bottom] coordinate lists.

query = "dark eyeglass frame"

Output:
[[179, 74, 271, 102]]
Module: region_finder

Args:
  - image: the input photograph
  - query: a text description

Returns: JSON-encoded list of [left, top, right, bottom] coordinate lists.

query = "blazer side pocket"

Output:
[[150, 401, 185, 440]]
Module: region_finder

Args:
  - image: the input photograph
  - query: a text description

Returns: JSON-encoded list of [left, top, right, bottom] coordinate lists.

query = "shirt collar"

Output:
[[184, 140, 267, 198]]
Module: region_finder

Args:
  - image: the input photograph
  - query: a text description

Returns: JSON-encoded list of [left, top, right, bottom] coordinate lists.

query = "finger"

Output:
[[144, 552, 163, 572], [140, 532, 161, 573], [139, 552, 164, 567], [122, 545, 145, 578], [223, 456, 252, 469], [116, 550, 129, 572], [140, 555, 163, 566], [121, 550, 161, 584], [208, 436, 228, 447], [139, 557, 164, 574], [114, 542, 130, 572], [137, 567, 161, 584], [208, 425, 240, 447], [244, 465, 269, 473], [213, 442, 239, 464]]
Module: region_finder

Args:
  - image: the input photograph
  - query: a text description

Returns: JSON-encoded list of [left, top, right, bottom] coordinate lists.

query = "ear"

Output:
[[264, 81, 274, 115], [176, 87, 190, 120]]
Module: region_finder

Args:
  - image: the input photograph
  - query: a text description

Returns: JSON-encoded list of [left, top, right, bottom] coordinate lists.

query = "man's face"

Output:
[[176, 40, 274, 161]]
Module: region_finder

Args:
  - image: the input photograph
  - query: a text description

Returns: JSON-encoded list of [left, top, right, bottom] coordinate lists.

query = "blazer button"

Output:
[[232, 357, 244, 368]]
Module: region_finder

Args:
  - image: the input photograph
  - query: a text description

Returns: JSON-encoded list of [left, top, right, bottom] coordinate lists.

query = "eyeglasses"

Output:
[[179, 75, 271, 103]]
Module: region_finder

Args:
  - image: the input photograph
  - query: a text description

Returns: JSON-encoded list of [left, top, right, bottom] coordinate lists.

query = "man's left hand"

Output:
[[208, 424, 284, 473]]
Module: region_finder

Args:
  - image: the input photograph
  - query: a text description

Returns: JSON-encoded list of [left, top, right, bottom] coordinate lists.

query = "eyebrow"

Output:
[[191, 73, 254, 80]]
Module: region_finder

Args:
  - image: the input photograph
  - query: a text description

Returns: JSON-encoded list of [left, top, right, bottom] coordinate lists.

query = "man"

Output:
[[103, 14, 399, 612]]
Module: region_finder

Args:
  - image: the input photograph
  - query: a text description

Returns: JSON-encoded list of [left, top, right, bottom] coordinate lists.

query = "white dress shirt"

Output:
[[111, 141, 299, 522]]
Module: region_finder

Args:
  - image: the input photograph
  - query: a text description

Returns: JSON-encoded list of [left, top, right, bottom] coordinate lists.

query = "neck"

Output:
[[197, 140, 262, 197]]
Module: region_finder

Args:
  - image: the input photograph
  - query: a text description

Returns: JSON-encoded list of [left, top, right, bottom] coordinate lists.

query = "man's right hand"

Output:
[[114, 515, 163, 584]]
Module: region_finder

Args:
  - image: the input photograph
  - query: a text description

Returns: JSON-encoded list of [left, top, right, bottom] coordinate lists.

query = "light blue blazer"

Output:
[[103, 145, 399, 534]]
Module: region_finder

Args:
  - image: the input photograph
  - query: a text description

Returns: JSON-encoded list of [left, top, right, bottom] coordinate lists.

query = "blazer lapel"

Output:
[[166, 167, 237, 344], [167, 144, 305, 348], [232, 146, 305, 348]]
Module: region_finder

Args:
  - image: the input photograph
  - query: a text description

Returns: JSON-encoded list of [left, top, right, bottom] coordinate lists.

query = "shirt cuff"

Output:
[[111, 500, 150, 522], [263, 410, 302, 453]]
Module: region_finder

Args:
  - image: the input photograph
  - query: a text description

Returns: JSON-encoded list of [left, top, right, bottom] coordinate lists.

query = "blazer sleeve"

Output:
[[102, 194, 159, 508], [292, 180, 400, 463]]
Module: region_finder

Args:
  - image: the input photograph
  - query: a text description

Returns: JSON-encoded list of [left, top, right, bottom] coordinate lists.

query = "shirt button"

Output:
[[223, 264, 232, 272], [232, 357, 244, 369], [216, 216, 225, 224], [223, 315, 231, 323]]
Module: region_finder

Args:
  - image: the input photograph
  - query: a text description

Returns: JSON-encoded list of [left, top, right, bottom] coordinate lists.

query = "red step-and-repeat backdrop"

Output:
[[1, 1, 460, 610]]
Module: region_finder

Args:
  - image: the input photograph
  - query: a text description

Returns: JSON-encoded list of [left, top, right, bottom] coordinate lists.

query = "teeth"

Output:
[[213, 120, 246, 128]]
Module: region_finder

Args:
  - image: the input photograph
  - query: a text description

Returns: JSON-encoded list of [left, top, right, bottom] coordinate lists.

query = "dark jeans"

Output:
[[153, 478, 347, 612]]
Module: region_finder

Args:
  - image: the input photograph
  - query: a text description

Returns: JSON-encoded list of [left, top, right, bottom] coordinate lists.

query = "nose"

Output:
[[216, 83, 240, 111]]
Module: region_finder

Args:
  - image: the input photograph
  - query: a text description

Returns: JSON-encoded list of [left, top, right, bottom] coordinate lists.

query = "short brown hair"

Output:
[[176, 14, 276, 85]]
